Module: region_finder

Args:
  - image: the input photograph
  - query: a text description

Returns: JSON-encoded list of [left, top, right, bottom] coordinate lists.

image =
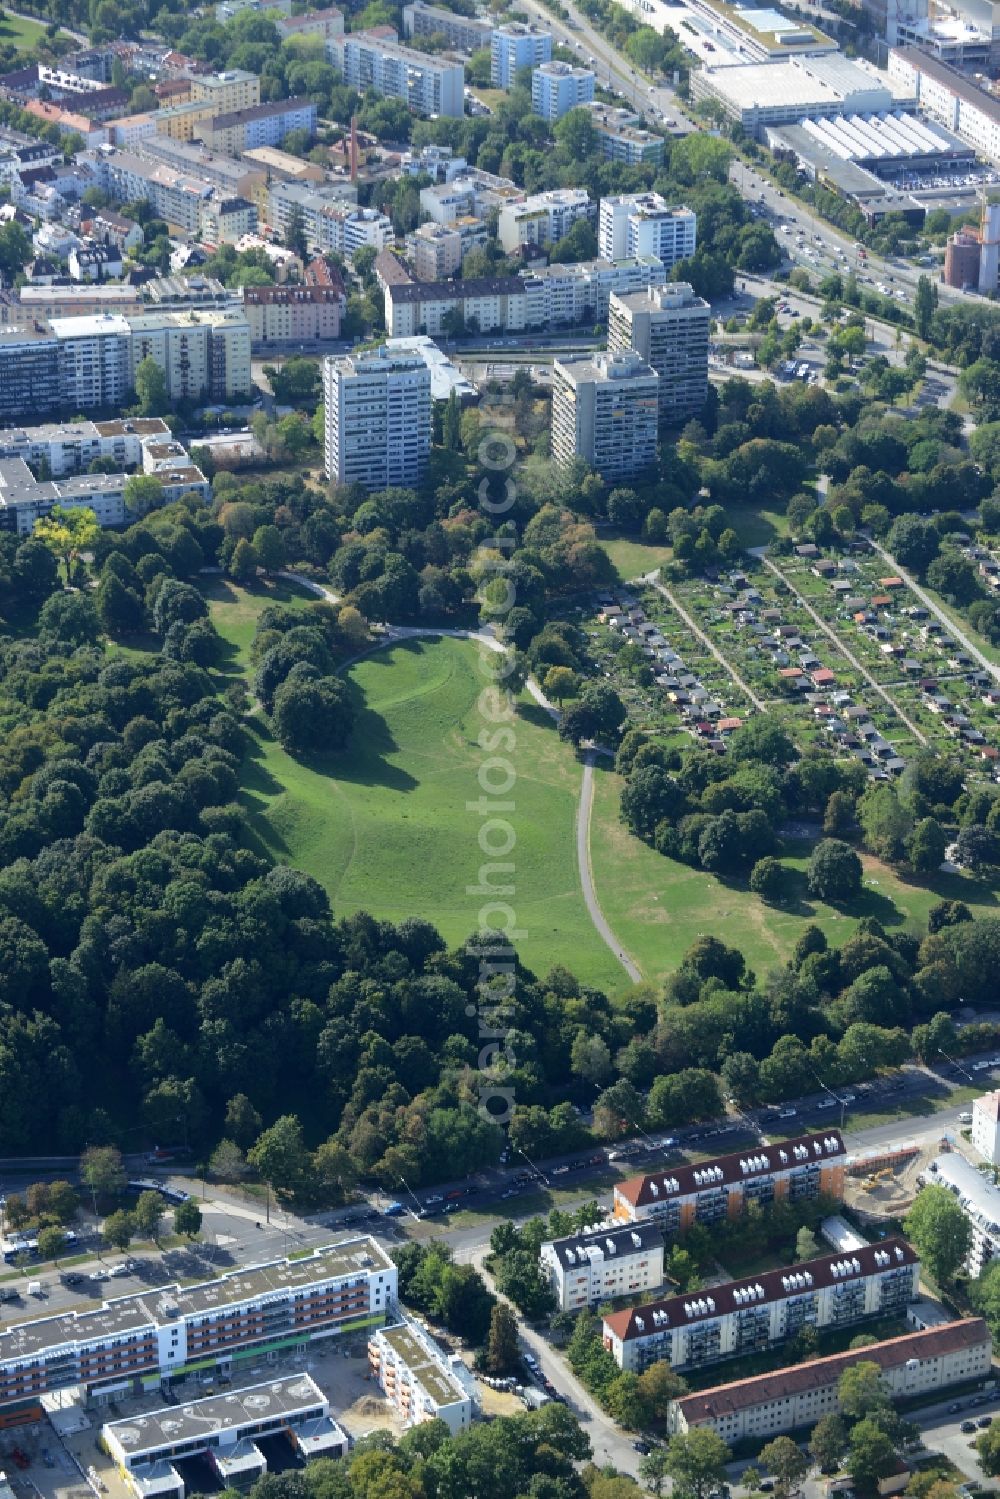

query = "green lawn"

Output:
[[588, 762, 999, 987], [0, 11, 67, 51], [598, 533, 672, 582], [206, 583, 626, 990]]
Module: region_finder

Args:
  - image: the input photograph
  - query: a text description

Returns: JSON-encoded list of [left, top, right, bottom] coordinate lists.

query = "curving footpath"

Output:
[[578, 751, 643, 984], [276, 573, 642, 982]]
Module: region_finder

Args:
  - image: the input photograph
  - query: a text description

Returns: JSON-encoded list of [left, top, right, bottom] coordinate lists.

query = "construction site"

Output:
[[844, 1139, 952, 1221]]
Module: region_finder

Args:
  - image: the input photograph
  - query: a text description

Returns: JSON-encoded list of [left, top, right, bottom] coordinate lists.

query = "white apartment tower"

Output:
[[551, 349, 659, 481], [608, 281, 711, 423], [491, 23, 552, 87], [599, 194, 696, 267], [323, 346, 431, 491]]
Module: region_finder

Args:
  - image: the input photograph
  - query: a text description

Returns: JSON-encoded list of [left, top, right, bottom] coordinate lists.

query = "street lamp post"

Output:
[[937, 1046, 975, 1085], [808, 1066, 847, 1133], [514, 1144, 550, 1187]]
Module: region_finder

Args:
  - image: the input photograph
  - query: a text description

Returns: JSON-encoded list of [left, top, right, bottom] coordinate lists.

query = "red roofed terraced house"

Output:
[[612, 1131, 847, 1232], [602, 1238, 919, 1374]]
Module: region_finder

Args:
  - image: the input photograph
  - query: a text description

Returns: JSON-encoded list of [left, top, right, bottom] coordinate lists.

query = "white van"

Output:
[[27, 1281, 43, 1297]]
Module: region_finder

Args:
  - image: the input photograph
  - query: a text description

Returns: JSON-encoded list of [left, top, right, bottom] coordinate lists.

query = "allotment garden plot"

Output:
[[587, 548, 1000, 781]]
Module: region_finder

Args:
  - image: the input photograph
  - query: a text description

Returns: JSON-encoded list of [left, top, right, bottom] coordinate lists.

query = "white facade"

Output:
[[520, 255, 665, 327], [323, 347, 431, 491], [491, 23, 552, 87], [369, 1323, 475, 1435], [604, 1239, 919, 1375], [973, 1090, 1000, 1164], [889, 45, 1000, 156], [269, 184, 391, 262], [402, 2, 492, 52], [383, 276, 527, 337], [50, 313, 132, 411], [598, 194, 697, 267], [328, 31, 464, 117], [608, 281, 711, 422], [551, 349, 659, 480], [497, 188, 592, 252], [531, 60, 595, 120], [541, 1224, 664, 1311]]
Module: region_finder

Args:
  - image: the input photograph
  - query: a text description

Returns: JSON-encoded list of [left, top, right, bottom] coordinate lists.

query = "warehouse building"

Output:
[[540, 1223, 665, 1311], [691, 53, 913, 137], [613, 1132, 847, 1230], [603, 1238, 920, 1374], [103, 1375, 348, 1499], [369, 1323, 475, 1435], [0, 1241, 395, 1421], [683, 0, 836, 60], [666, 1318, 993, 1440]]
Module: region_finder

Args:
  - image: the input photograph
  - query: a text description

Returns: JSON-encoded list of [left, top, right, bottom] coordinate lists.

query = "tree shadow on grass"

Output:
[[517, 699, 559, 733], [778, 865, 905, 927]]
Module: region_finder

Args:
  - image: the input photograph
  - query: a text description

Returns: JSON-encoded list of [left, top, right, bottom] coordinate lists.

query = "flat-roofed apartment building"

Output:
[[0, 416, 174, 475], [0, 1240, 395, 1422], [613, 1131, 847, 1230], [402, 1, 492, 52], [243, 282, 345, 346], [604, 1238, 919, 1374], [369, 1322, 475, 1435], [327, 31, 464, 117], [551, 350, 659, 481], [667, 1318, 993, 1442], [323, 345, 431, 490], [104, 1374, 349, 1499], [608, 281, 710, 422], [541, 1223, 665, 1311]]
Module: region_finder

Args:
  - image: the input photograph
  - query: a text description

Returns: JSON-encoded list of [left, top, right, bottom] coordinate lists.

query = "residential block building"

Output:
[[0, 442, 210, 535], [50, 312, 132, 411], [531, 60, 595, 120], [419, 168, 522, 224], [327, 31, 464, 117], [0, 1241, 395, 1421], [243, 282, 345, 346], [497, 187, 592, 252], [201, 97, 317, 157], [519, 254, 665, 326], [598, 194, 696, 266], [666, 1319, 993, 1442], [323, 346, 431, 491], [88, 148, 214, 232], [541, 1224, 665, 1311], [104, 1375, 348, 1499], [17, 284, 143, 319], [551, 350, 659, 481], [0, 327, 62, 421], [612, 1132, 848, 1229], [409, 221, 464, 280], [127, 307, 251, 403], [187, 68, 261, 115], [268, 183, 390, 262], [973, 1090, 1000, 1164], [603, 1238, 920, 1374], [402, 1, 492, 52], [584, 102, 665, 165], [0, 415, 174, 476], [383, 272, 528, 337], [608, 281, 710, 422], [369, 1323, 475, 1435], [275, 7, 345, 43], [491, 22, 552, 87]]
